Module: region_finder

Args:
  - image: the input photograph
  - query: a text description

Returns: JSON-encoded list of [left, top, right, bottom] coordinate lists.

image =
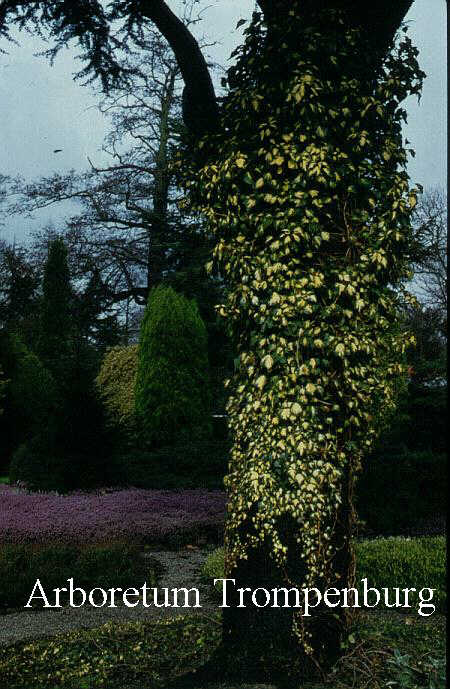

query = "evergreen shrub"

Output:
[[135, 286, 211, 447], [0, 331, 59, 468], [96, 344, 138, 432]]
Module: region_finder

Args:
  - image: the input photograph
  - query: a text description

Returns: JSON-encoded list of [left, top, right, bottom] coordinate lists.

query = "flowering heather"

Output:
[[0, 486, 226, 545]]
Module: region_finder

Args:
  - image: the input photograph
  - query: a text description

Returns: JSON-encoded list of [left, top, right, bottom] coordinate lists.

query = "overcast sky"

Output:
[[0, 0, 446, 244]]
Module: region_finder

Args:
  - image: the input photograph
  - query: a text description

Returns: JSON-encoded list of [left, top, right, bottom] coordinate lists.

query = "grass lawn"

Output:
[[0, 610, 445, 688]]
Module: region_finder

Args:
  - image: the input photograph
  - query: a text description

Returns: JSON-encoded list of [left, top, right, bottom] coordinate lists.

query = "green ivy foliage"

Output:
[[96, 344, 138, 431], [135, 286, 212, 448], [179, 5, 424, 656], [0, 616, 221, 688]]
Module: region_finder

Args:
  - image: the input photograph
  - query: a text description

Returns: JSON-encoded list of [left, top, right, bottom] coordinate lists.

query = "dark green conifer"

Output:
[[135, 286, 211, 447], [38, 238, 73, 380]]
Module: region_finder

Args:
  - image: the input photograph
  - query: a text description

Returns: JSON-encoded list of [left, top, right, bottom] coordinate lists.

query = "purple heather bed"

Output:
[[0, 485, 226, 545]]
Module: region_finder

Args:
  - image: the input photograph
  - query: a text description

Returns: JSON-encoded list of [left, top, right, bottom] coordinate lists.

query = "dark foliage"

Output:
[[111, 439, 230, 491], [0, 242, 40, 344], [37, 238, 73, 381], [0, 543, 152, 611], [0, 331, 59, 471], [357, 451, 446, 535], [9, 380, 117, 493], [8, 239, 119, 490]]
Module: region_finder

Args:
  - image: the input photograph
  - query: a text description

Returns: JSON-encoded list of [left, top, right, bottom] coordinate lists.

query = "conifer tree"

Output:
[[38, 238, 73, 381], [135, 286, 211, 447]]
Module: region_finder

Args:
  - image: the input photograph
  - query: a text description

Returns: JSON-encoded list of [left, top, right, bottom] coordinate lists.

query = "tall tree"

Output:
[[0, 241, 40, 343], [179, 7, 423, 680], [38, 238, 123, 411], [32, 240, 117, 489], [7, 4, 221, 314], [37, 238, 73, 380], [8, 9, 226, 373], [0, 0, 420, 681], [411, 187, 447, 321]]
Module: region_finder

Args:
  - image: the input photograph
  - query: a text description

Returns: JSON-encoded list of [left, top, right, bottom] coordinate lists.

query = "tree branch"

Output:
[[139, 0, 219, 135]]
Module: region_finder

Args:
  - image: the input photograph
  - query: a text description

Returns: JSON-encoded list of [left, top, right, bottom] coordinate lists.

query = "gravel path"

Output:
[[0, 549, 217, 647]]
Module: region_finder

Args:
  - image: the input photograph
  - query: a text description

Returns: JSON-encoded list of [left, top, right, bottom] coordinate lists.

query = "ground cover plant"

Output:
[[202, 536, 446, 614], [0, 611, 445, 689], [0, 485, 226, 546], [0, 543, 158, 611]]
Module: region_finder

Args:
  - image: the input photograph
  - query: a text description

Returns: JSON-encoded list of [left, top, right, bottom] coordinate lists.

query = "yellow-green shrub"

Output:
[[95, 344, 138, 430]]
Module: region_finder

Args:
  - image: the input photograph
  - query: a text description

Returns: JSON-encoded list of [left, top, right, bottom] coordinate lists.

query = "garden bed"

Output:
[[0, 485, 226, 547]]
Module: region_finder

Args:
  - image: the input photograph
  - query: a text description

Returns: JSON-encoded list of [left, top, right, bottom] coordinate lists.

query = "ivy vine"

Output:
[[177, 4, 424, 657]]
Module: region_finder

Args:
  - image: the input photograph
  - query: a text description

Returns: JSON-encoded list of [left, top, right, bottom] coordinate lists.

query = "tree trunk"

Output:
[[170, 0, 420, 685], [220, 463, 357, 683], [147, 67, 176, 291]]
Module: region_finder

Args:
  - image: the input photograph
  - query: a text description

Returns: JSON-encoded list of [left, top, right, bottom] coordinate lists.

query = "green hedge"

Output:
[[0, 544, 157, 611], [356, 536, 446, 613], [9, 439, 115, 493], [10, 439, 230, 493], [203, 536, 446, 613], [111, 439, 230, 490], [357, 451, 447, 534]]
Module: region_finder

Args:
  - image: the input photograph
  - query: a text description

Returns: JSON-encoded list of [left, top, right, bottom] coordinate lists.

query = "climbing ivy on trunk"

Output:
[[179, 3, 424, 675]]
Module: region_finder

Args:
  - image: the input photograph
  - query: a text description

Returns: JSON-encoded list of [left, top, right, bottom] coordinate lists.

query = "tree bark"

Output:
[[140, 0, 220, 135], [220, 465, 357, 683]]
